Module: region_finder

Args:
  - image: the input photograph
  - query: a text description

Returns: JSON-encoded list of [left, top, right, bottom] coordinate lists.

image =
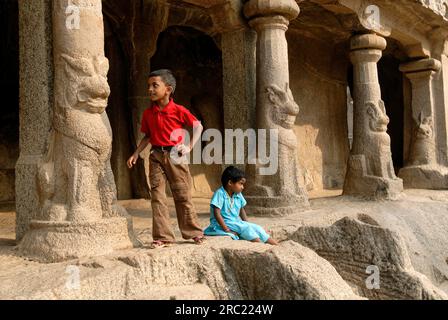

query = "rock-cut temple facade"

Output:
[[1, 0, 448, 262]]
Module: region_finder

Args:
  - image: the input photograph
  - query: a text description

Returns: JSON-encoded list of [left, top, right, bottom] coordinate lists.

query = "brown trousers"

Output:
[[149, 149, 203, 242]]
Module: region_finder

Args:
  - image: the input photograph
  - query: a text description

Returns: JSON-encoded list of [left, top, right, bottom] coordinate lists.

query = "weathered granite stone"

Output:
[[399, 58, 448, 188], [15, 0, 53, 241], [18, 0, 137, 263], [286, 216, 448, 300], [343, 34, 403, 199], [243, 0, 309, 216]]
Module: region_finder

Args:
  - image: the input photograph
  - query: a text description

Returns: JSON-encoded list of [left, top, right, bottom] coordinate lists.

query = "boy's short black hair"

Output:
[[221, 166, 246, 187], [148, 69, 176, 96]]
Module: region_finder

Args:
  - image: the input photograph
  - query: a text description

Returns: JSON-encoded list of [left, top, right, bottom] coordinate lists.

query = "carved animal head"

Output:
[[366, 100, 389, 132], [266, 83, 300, 129], [415, 112, 433, 139], [60, 54, 111, 114]]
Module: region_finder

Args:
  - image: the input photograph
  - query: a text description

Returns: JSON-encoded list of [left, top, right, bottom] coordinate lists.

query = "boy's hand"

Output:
[[127, 153, 139, 169], [176, 143, 191, 156]]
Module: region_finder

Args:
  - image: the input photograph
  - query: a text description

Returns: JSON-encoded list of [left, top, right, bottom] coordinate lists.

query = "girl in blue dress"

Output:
[[204, 166, 278, 245]]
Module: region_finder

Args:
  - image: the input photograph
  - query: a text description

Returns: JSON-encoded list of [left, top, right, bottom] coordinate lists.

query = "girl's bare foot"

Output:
[[267, 238, 278, 245], [250, 238, 262, 243]]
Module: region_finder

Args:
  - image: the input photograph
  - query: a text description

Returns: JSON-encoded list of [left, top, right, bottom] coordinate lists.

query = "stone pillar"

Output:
[[222, 29, 257, 136], [16, 0, 53, 241], [221, 27, 257, 178], [398, 58, 448, 188], [343, 34, 403, 199], [243, 0, 309, 216], [207, 0, 257, 177], [437, 53, 448, 166], [18, 0, 138, 262]]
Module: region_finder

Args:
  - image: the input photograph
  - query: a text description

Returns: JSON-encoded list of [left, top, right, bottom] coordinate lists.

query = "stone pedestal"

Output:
[[19, 217, 136, 263], [18, 0, 138, 263], [398, 58, 448, 188], [343, 34, 403, 199], [243, 0, 309, 216]]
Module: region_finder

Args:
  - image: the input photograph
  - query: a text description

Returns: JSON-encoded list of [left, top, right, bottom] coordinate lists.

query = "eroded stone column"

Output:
[[343, 34, 403, 199], [214, 2, 257, 174], [18, 0, 138, 262], [243, 0, 309, 216], [16, 0, 53, 241], [398, 58, 448, 188]]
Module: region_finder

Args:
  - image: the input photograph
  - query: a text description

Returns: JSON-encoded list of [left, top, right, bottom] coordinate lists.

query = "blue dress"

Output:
[[204, 186, 270, 243]]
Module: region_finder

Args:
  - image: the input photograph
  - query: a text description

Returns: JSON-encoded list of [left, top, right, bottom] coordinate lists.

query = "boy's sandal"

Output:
[[149, 240, 173, 249], [193, 236, 207, 245]]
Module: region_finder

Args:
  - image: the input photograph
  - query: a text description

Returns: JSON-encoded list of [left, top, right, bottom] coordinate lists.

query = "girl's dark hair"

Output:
[[221, 166, 246, 186], [148, 69, 176, 96]]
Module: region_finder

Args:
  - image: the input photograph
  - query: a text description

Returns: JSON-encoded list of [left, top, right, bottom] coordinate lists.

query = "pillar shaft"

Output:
[[243, 0, 309, 216], [252, 16, 291, 130], [16, 0, 53, 240], [401, 59, 440, 166], [398, 58, 448, 188], [350, 36, 384, 156], [343, 34, 403, 199], [222, 28, 257, 132]]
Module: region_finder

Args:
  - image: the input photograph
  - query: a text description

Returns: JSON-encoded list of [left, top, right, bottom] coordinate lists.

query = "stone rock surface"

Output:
[[2, 190, 448, 300], [0, 238, 361, 300], [222, 241, 361, 299], [284, 216, 447, 299]]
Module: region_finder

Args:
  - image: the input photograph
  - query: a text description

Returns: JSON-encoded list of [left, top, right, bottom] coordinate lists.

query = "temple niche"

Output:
[[287, 2, 353, 194], [378, 39, 407, 175], [150, 26, 224, 197], [103, 1, 224, 200]]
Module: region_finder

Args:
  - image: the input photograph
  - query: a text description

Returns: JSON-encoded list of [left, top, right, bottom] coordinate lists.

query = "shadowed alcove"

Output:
[[150, 25, 224, 197], [102, 0, 225, 199], [378, 39, 408, 174], [0, 0, 19, 206]]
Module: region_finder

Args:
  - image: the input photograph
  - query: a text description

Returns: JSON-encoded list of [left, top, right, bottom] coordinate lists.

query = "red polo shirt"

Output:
[[140, 99, 201, 146]]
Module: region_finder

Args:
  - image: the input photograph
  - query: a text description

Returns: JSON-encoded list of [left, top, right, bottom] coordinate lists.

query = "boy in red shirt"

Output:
[[127, 69, 206, 248]]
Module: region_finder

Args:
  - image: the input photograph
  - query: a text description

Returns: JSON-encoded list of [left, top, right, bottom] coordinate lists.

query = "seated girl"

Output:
[[204, 166, 278, 245]]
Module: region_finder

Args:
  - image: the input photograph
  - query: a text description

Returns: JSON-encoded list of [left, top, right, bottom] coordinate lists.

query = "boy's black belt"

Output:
[[152, 145, 175, 152]]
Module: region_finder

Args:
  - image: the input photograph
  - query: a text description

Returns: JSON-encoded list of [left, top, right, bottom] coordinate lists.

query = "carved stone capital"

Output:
[[399, 58, 441, 77], [349, 34, 387, 64], [350, 34, 387, 52], [243, 0, 300, 22]]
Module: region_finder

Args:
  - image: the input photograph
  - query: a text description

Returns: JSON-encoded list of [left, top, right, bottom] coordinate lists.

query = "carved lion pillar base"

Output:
[[18, 0, 138, 262], [343, 34, 403, 199], [18, 217, 139, 263], [398, 58, 448, 189], [398, 165, 448, 189], [243, 0, 309, 216]]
